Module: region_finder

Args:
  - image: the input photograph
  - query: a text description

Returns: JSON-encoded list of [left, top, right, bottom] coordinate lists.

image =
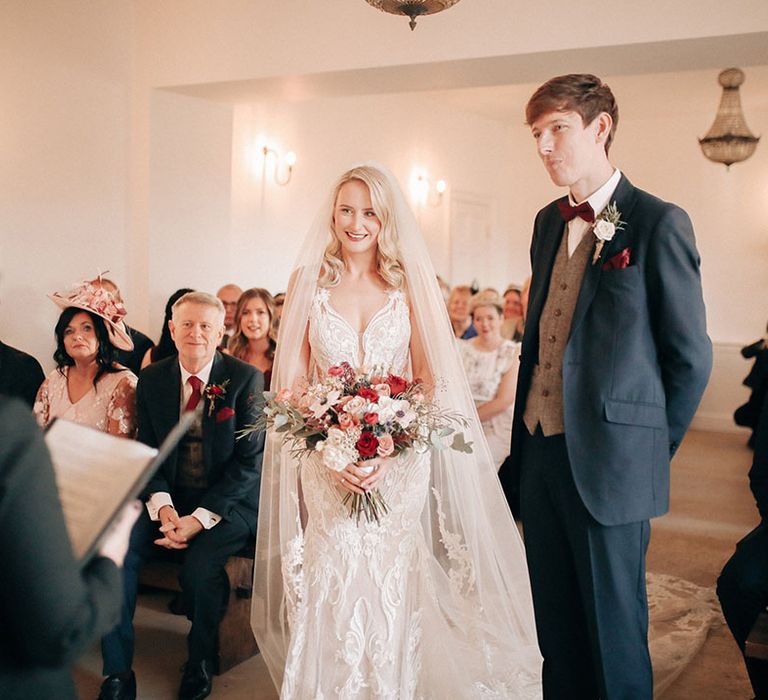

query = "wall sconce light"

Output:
[[415, 174, 447, 207], [699, 68, 760, 169], [262, 146, 296, 185]]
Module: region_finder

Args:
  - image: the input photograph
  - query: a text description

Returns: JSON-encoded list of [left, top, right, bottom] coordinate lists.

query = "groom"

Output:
[[501, 74, 712, 698]]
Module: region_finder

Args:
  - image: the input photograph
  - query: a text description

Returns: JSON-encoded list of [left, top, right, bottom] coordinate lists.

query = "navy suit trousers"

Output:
[[101, 505, 251, 675], [521, 428, 652, 700]]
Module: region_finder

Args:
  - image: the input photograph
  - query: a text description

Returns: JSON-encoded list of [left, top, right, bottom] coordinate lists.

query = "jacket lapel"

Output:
[[527, 203, 567, 348], [202, 352, 226, 468], [570, 174, 638, 338]]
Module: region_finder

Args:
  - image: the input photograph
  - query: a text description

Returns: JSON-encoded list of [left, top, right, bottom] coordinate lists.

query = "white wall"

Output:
[[0, 1, 134, 370], [147, 91, 234, 334]]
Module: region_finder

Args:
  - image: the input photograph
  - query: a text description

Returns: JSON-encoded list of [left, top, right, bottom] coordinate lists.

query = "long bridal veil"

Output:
[[252, 163, 542, 695]]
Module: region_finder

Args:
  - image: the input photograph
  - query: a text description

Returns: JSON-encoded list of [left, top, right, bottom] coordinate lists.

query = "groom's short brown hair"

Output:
[[525, 74, 619, 153]]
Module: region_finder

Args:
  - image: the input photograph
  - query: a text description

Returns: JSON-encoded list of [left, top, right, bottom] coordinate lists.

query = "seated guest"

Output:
[[735, 322, 768, 448], [89, 276, 154, 376], [35, 281, 137, 438], [500, 284, 525, 342], [99, 291, 264, 700], [216, 283, 242, 350], [0, 396, 139, 700], [224, 287, 276, 389], [141, 288, 195, 369], [447, 284, 478, 339], [0, 338, 44, 408], [718, 389, 768, 698], [458, 293, 520, 469]]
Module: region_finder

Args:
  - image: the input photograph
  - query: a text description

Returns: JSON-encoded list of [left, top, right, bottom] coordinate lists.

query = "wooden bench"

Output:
[[746, 609, 768, 661], [139, 550, 258, 673]]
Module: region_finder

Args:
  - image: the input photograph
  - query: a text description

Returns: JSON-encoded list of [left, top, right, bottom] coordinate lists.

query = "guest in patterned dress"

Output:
[[34, 280, 137, 438], [458, 292, 520, 469]]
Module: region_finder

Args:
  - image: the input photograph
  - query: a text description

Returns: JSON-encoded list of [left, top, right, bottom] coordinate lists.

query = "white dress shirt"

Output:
[[146, 357, 222, 529], [566, 168, 622, 257]]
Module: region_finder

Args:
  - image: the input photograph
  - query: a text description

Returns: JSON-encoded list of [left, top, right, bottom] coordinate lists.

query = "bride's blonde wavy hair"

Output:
[[318, 166, 406, 290]]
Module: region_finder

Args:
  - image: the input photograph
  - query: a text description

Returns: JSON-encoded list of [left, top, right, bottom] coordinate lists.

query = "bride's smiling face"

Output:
[[332, 179, 381, 257]]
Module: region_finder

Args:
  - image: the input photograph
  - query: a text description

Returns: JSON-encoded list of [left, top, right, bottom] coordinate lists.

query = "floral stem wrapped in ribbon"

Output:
[[240, 361, 472, 524]]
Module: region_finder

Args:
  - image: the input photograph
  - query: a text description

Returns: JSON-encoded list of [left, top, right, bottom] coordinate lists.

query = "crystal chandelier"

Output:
[[364, 0, 463, 30], [699, 68, 760, 169]]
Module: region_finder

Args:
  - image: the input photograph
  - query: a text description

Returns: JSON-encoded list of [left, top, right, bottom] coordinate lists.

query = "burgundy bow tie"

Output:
[[557, 200, 595, 223]]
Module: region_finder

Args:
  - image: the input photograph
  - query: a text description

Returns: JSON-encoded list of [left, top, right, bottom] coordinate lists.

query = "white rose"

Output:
[[326, 427, 346, 447], [593, 219, 616, 242], [319, 444, 352, 472]]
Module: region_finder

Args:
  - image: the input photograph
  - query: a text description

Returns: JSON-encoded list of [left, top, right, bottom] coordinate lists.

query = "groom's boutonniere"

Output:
[[205, 379, 230, 417], [592, 201, 626, 264]]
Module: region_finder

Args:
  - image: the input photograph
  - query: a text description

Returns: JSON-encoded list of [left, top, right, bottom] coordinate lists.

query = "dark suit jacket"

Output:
[[137, 352, 264, 532], [0, 398, 122, 699], [0, 341, 45, 408], [503, 174, 712, 526]]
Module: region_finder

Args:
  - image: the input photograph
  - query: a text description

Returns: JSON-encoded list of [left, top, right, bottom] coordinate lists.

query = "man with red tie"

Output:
[[500, 74, 712, 698], [99, 292, 264, 700]]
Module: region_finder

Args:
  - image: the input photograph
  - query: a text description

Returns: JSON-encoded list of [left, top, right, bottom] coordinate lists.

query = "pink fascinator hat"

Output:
[[48, 280, 134, 351]]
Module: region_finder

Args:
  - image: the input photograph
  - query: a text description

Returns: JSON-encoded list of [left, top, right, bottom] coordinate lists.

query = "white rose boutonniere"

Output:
[[592, 201, 626, 264]]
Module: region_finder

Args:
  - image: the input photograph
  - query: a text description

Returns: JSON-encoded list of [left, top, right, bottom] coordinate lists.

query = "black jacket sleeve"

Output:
[[0, 399, 122, 674]]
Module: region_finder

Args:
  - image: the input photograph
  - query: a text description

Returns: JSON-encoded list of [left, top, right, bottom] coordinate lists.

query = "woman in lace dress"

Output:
[[252, 165, 542, 699], [34, 280, 137, 438], [459, 293, 520, 469]]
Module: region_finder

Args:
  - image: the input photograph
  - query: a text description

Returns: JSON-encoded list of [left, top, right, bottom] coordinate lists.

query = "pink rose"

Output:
[[344, 396, 367, 416], [376, 433, 394, 457], [338, 413, 357, 431], [373, 383, 391, 398], [363, 412, 379, 426], [328, 365, 344, 377]]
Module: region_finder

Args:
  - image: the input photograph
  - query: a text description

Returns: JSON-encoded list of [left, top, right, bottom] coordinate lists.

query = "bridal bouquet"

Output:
[[246, 362, 471, 524]]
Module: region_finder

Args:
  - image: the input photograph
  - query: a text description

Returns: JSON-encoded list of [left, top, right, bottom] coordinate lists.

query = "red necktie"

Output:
[[184, 375, 203, 413], [557, 200, 595, 223]]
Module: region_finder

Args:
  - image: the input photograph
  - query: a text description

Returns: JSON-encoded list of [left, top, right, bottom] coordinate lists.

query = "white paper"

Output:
[[45, 420, 158, 560]]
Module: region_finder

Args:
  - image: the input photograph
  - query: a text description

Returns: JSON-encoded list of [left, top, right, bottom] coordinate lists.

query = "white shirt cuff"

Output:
[[192, 507, 222, 530], [146, 492, 174, 521]]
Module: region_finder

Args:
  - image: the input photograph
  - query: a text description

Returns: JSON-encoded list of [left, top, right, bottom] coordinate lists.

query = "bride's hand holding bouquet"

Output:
[[242, 361, 472, 523]]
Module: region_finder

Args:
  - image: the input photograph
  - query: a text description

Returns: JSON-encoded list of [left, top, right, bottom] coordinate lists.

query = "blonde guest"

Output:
[[458, 292, 520, 469], [225, 287, 276, 388]]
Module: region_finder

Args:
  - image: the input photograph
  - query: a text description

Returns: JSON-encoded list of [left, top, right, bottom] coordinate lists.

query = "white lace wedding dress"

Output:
[[278, 287, 542, 699]]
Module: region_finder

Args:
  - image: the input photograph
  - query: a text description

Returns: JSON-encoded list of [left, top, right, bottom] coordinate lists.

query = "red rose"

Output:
[[356, 388, 379, 403], [328, 365, 344, 377], [385, 375, 409, 397], [208, 385, 223, 396], [356, 431, 379, 459], [215, 406, 235, 423], [363, 412, 379, 425]]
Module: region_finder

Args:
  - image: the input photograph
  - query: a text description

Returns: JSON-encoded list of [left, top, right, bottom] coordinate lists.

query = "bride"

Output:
[[252, 164, 542, 698]]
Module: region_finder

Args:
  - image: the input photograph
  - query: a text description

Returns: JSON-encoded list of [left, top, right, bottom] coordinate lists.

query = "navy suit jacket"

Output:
[[137, 351, 264, 534], [0, 341, 44, 409], [502, 175, 712, 526]]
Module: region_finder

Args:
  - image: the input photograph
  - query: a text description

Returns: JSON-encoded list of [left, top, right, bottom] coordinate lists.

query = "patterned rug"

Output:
[[647, 571, 722, 696]]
